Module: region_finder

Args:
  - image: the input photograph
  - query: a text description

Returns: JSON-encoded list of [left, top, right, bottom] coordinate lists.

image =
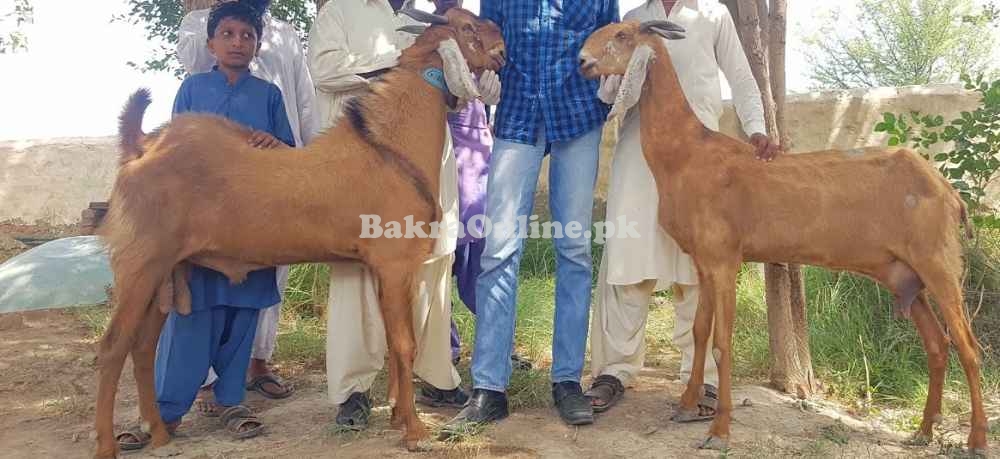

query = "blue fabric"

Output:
[[171, 67, 289, 311], [155, 305, 261, 423], [470, 123, 602, 391], [450, 238, 485, 360], [481, 0, 618, 144], [173, 68, 294, 148]]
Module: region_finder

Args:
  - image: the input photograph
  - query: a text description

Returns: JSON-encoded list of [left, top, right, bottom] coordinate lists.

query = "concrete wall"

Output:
[[0, 84, 982, 226], [1, 137, 118, 226]]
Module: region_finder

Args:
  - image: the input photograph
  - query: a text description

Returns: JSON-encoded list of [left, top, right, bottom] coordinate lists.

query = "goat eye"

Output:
[[463, 24, 475, 34], [615, 31, 627, 40]]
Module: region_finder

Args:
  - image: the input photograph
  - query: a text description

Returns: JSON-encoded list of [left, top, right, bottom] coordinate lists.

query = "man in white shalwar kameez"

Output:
[[177, 0, 320, 402], [307, 0, 498, 430], [586, 0, 780, 418]]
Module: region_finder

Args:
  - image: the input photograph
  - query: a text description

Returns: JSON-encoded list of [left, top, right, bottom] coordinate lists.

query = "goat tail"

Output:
[[118, 88, 152, 165], [959, 197, 974, 240]]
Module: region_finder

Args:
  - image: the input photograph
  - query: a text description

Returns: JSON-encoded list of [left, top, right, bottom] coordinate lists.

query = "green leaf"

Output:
[[934, 153, 949, 161], [883, 113, 897, 125], [888, 137, 900, 146], [874, 122, 889, 132]]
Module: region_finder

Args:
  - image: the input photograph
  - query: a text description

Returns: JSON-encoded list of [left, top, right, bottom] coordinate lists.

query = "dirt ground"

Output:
[[1, 309, 990, 459]]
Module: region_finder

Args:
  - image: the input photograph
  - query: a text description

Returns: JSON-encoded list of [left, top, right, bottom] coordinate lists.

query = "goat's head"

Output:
[[396, 8, 505, 106], [578, 21, 685, 80], [399, 7, 506, 74]]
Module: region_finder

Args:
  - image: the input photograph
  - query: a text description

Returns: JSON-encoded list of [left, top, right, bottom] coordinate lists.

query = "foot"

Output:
[[671, 384, 718, 423], [335, 392, 372, 431], [585, 374, 625, 414], [417, 384, 470, 408], [219, 405, 265, 440], [439, 389, 509, 440], [553, 381, 594, 426], [246, 359, 294, 399], [195, 391, 222, 417], [115, 420, 180, 451]]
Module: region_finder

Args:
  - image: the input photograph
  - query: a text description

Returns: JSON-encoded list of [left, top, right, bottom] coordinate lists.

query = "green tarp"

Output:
[[0, 236, 112, 313]]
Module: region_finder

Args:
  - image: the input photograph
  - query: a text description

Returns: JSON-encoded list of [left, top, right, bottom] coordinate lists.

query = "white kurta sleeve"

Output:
[[307, 4, 397, 94], [288, 30, 320, 143], [176, 10, 215, 75], [714, 8, 767, 137]]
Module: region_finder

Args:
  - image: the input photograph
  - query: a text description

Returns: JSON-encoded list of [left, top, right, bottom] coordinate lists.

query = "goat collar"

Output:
[[422, 67, 450, 94]]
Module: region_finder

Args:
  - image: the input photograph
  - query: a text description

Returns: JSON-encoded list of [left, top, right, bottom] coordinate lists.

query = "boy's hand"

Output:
[[248, 131, 284, 149]]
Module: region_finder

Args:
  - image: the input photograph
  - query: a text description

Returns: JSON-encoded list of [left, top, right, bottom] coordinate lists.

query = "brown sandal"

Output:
[[220, 405, 265, 440], [585, 375, 625, 413], [671, 384, 718, 422]]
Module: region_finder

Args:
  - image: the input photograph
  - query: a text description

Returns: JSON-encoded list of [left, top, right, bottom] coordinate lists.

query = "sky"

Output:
[[0, 0, 889, 141]]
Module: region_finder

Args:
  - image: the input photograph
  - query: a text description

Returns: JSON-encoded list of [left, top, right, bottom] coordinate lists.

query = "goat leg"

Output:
[[673, 272, 716, 423], [917, 264, 988, 454], [905, 294, 948, 446], [130, 306, 173, 452], [375, 264, 428, 451], [703, 265, 739, 451]]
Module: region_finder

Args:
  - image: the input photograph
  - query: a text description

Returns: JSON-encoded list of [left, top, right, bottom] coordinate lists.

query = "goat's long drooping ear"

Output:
[[437, 38, 481, 102], [400, 7, 449, 25], [608, 44, 655, 120], [639, 20, 686, 40]]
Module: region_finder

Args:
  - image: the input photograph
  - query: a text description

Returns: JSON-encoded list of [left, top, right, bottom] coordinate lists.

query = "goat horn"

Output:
[[399, 8, 449, 25], [397, 25, 428, 35], [639, 20, 685, 33]]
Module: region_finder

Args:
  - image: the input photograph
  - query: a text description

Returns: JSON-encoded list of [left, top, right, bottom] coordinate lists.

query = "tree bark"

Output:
[[734, 0, 777, 136], [183, 0, 215, 13], [768, 0, 789, 149], [732, 0, 817, 398]]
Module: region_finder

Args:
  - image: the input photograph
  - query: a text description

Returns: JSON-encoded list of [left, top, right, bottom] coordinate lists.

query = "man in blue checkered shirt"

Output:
[[443, 0, 619, 435]]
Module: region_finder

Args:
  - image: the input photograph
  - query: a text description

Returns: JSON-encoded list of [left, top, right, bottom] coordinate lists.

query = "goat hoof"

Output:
[[404, 438, 433, 452], [696, 436, 728, 451], [150, 444, 183, 457], [904, 433, 931, 446]]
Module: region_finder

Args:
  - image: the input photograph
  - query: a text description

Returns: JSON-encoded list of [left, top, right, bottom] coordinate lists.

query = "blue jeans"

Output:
[[471, 124, 601, 392]]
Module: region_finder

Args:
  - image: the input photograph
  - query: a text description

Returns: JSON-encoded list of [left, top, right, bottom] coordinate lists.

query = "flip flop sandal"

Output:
[[584, 374, 625, 414], [116, 428, 151, 451], [220, 405, 265, 440], [671, 384, 718, 423], [246, 374, 295, 400]]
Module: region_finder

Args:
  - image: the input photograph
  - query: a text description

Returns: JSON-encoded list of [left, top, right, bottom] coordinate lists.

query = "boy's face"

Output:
[[207, 17, 259, 70]]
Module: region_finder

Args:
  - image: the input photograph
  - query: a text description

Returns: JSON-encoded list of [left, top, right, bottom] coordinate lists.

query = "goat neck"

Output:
[[637, 38, 718, 171], [306, 54, 452, 208]]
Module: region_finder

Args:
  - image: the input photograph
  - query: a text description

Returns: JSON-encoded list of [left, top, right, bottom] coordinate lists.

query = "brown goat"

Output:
[[579, 21, 986, 454], [92, 9, 505, 458]]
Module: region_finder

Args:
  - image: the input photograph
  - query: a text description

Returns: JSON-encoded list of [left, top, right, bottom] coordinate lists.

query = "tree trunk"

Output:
[[732, 0, 817, 398], [183, 0, 215, 13], [768, 0, 789, 149]]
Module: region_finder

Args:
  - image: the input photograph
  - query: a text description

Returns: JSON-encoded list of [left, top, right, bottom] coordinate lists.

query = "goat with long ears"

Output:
[[93, 8, 504, 458], [580, 21, 985, 455]]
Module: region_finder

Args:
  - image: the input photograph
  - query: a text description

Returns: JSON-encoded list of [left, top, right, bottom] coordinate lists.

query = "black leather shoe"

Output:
[[335, 391, 371, 431], [438, 389, 509, 439], [417, 385, 470, 408], [552, 381, 594, 426]]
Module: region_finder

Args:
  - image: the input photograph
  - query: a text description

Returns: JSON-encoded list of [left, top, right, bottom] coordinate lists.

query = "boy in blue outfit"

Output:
[[116, 1, 293, 451]]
